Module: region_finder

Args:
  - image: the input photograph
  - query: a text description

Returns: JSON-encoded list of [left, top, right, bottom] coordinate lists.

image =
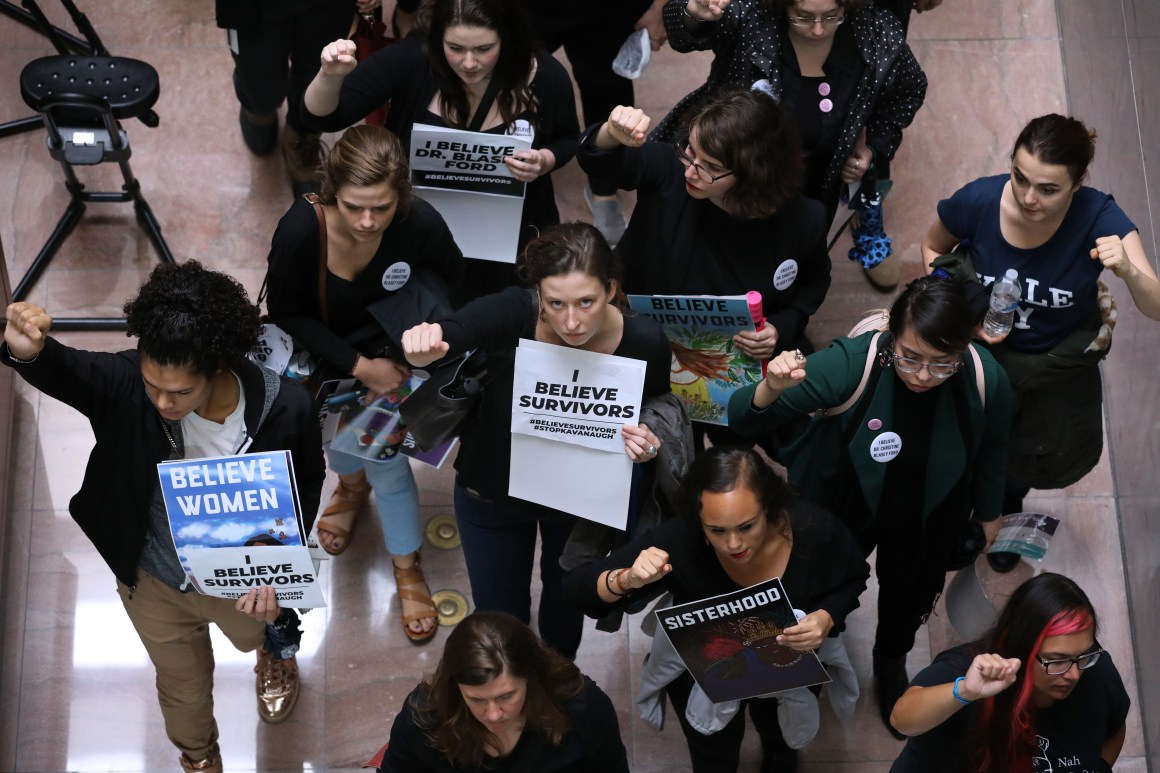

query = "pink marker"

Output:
[[747, 290, 768, 377]]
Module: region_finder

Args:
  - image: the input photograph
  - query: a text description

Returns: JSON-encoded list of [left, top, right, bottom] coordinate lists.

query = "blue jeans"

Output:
[[326, 447, 421, 556], [453, 482, 584, 659]]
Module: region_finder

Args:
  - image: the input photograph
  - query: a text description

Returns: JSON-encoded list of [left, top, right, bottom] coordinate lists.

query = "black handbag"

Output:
[[398, 349, 489, 451]]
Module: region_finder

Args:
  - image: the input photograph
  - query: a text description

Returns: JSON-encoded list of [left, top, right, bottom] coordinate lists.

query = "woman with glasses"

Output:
[[577, 87, 830, 451], [660, 0, 926, 288], [890, 572, 1129, 772], [727, 276, 1013, 737]]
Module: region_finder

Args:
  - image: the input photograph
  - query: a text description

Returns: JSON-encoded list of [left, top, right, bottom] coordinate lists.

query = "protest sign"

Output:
[[511, 339, 646, 454], [410, 124, 531, 263], [627, 294, 760, 425], [508, 340, 645, 528], [318, 378, 456, 468], [656, 578, 831, 703], [158, 451, 324, 607]]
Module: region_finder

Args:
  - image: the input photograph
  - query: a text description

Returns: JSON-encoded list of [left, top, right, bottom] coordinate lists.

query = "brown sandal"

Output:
[[393, 552, 438, 644], [315, 473, 370, 556]]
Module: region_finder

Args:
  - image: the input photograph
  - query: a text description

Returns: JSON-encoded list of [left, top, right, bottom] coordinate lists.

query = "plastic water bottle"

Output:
[[983, 269, 1022, 338]]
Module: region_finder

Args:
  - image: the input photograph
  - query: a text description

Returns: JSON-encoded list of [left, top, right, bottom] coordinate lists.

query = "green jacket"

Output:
[[727, 332, 1012, 531]]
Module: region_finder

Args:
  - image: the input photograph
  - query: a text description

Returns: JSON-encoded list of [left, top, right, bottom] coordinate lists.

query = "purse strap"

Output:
[[304, 192, 329, 326], [466, 75, 503, 132]]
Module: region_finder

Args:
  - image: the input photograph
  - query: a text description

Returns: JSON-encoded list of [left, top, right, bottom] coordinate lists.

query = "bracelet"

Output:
[[6, 349, 39, 364], [952, 677, 972, 705], [605, 569, 629, 598]]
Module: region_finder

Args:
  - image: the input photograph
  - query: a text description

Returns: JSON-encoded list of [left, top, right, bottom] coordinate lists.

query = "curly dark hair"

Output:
[[123, 260, 261, 376], [410, 612, 585, 769]]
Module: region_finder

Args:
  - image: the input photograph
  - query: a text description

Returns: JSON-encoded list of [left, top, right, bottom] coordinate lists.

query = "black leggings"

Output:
[[860, 524, 950, 658], [665, 671, 791, 773]]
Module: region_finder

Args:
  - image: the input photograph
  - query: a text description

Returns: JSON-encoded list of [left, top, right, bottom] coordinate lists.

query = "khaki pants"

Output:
[[116, 571, 266, 760]]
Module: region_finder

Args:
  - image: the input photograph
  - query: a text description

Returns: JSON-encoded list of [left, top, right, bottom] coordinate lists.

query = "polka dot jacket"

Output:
[[658, 0, 927, 209]]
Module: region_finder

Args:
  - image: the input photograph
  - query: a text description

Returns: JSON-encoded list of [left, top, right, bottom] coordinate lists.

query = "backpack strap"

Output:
[[966, 344, 986, 410], [821, 331, 882, 418]]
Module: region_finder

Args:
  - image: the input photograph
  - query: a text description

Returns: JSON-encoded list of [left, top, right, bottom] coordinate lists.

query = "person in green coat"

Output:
[[727, 276, 1012, 739]]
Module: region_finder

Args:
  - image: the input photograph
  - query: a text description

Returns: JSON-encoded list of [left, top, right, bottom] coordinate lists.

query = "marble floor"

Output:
[[0, 0, 1156, 771]]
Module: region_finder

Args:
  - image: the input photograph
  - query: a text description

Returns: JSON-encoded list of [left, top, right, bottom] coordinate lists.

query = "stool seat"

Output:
[[20, 55, 159, 117]]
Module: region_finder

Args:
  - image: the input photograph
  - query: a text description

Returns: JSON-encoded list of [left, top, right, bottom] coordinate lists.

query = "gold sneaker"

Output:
[[255, 649, 299, 724], [179, 742, 222, 773]]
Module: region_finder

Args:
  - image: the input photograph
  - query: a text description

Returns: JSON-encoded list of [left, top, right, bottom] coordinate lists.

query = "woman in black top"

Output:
[[579, 87, 829, 452], [265, 125, 463, 642], [663, 0, 926, 287], [565, 447, 869, 772], [379, 611, 628, 773], [301, 0, 580, 296], [402, 223, 671, 658], [890, 573, 1129, 773]]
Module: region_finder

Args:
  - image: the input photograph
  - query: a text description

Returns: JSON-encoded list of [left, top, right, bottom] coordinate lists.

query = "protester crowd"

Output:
[[3, 0, 1150, 771]]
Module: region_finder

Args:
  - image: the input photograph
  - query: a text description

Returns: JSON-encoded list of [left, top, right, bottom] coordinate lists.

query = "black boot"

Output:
[[873, 648, 909, 741]]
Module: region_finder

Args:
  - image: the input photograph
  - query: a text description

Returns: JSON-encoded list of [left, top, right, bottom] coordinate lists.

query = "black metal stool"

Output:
[[18, 55, 174, 329]]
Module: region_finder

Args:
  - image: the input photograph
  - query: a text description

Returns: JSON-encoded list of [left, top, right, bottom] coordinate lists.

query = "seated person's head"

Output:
[[123, 260, 259, 421]]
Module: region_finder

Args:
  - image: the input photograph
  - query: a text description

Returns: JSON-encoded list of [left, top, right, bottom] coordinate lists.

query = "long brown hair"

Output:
[[410, 612, 585, 768], [517, 222, 628, 309]]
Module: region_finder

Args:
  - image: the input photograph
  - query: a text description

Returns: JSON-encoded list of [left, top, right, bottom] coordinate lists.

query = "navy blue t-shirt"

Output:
[[938, 175, 1137, 353], [890, 643, 1130, 773]]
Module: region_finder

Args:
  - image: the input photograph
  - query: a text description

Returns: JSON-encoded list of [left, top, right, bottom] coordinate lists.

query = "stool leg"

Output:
[[14, 171, 87, 301], [118, 157, 175, 265]]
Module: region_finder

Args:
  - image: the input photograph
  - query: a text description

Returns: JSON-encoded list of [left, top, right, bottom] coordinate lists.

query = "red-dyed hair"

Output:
[[966, 574, 1097, 773]]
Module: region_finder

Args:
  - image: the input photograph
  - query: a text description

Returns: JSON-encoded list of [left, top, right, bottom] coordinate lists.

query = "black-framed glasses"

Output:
[[1036, 645, 1104, 676], [787, 12, 845, 28], [674, 142, 735, 184], [890, 350, 963, 378]]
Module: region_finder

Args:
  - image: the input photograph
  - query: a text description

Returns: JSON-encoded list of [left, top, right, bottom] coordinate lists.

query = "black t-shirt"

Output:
[[891, 643, 1130, 773]]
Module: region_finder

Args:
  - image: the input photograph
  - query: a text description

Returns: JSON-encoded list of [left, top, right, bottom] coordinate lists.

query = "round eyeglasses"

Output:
[[891, 351, 962, 378], [674, 142, 735, 184], [787, 13, 846, 28], [1036, 646, 1104, 676]]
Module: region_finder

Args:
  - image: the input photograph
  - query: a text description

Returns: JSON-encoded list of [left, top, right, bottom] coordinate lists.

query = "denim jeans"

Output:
[[327, 447, 421, 557], [453, 482, 585, 659]]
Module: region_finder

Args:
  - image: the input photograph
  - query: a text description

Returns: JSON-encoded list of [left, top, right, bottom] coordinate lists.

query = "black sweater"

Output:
[[564, 497, 869, 635], [577, 133, 831, 352], [299, 34, 580, 235], [437, 287, 672, 498], [265, 197, 463, 376]]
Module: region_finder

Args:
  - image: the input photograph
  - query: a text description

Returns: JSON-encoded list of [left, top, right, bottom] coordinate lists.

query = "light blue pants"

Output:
[[325, 447, 421, 557]]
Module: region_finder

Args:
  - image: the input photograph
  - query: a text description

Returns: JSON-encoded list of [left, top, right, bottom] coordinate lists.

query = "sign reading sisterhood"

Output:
[[157, 450, 324, 607], [628, 294, 760, 426], [410, 123, 531, 264], [656, 577, 831, 703], [509, 339, 646, 528]]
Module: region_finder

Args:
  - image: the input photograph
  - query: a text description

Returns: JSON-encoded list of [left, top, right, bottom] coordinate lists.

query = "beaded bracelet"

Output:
[[952, 677, 973, 705]]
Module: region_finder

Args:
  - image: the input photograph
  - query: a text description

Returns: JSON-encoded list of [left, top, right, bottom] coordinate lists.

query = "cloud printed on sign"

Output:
[[173, 514, 302, 549]]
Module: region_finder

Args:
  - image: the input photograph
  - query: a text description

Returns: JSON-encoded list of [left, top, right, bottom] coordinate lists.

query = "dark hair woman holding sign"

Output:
[[378, 611, 628, 772], [265, 125, 463, 643], [301, 0, 580, 296], [401, 223, 671, 658], [564, 447, 868, 771], [727, 276, 1013, 736], [890, 572, 1129, 773]]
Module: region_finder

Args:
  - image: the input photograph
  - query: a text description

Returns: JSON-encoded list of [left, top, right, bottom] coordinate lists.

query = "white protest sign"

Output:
[[182, 545, 324, 607], [511, 339, 646, 454], [410, 124, 531, 263]]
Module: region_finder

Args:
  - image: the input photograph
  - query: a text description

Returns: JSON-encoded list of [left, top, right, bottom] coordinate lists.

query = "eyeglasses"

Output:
[[1036, 645, 1104, 676], [787, 12, 846, 28], [675, 142, 735, 184], [891, 350, 963, 378]]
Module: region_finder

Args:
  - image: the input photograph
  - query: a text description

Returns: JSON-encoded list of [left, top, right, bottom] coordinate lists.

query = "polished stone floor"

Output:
[[0, 0, 1155, 771]]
